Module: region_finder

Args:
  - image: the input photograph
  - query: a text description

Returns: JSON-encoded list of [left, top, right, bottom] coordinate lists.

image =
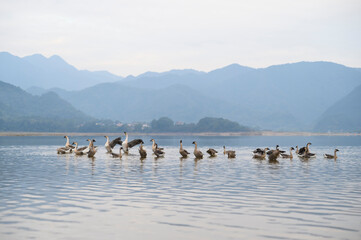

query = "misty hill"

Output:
[[121, 62, 361, 130], [51, 82, 299, 130], [0, 81, 90, 131], [0, 52, 123, 90], [314, 84, 361, 132]]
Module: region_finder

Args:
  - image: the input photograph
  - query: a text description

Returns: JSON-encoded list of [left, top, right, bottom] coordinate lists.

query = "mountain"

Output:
[[314, 84, 361, 132], [50, 82, 300, 131], [0, 80, 90, 131], [120, 61, 361, 130], [0, 52, 123, 90]]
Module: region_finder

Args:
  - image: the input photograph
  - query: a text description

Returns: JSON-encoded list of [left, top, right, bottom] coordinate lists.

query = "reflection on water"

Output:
[[0, 136, 361, 240]]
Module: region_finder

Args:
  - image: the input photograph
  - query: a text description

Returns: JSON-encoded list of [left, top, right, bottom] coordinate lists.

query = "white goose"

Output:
[[122, 132, 143, 153]]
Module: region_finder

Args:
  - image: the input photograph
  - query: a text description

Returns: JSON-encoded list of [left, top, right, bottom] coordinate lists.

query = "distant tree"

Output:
[[151, 117, 175, 132]]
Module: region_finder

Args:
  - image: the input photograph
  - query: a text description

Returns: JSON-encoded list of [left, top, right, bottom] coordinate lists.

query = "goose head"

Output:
[[335, 149, 339, 152], [291, 147, 295, 150], [192, 141, 196, 144], [265, 147, 269, 151], [276, 145, 279, 149], [180, 140, 183, 143], [92, 139, 96, 142]]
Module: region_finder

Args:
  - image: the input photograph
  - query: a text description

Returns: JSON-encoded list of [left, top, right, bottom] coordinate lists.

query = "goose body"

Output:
[[154, 143, 165, 157], [223, 146, 236, 158], [281, 147, 295, 159], [104, 136, 122, 153], [122, 132, 143, 153], [192, 141, 203, 159], [298, 143, 315, 158], [253, 147, 269, 159], [111, 147, 123, 158], [267, 145, 285, 155], [206, 148, 218, 157], [87, 139, 97, 157], [179, 140, 190, 158], [268, 149, 281, 161], [73, 142, 87, 155], [64, 136, 75, 150], [324, 149, 339, 159], [139, 141, 147, 158]]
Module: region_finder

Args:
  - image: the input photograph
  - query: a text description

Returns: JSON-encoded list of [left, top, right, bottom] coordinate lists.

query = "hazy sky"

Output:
[[1, 0, 360, 76]]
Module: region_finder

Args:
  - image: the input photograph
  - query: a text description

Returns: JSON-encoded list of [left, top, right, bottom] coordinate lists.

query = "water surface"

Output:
[[0, 136, 361, 240]]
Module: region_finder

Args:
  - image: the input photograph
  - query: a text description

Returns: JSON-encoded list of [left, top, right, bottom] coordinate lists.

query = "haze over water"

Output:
[[0, 135, 361, 240]]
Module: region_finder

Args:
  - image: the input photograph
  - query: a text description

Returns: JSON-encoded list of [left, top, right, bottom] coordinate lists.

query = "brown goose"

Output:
[[139, 141, 147, 158], [281, 147, 295, 159], [154, 143, 165, 157], [206, 148, 218, 157], [111, 147, 123, 158], [324, 149, 339, 159], [253, 147, 269, 159], [179, 140, 190, 158], [73, 142, 87, 155], [268, 149, 281, 161], [267, 145, 285, 155], [87, 139, 97, 157], [298, 142, 315, 158], [223, 146, 236, 158], [192, 141, 203, 159]]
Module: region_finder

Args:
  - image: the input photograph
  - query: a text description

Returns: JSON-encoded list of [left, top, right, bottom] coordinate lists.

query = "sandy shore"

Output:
[[0, 131, 359, 137]]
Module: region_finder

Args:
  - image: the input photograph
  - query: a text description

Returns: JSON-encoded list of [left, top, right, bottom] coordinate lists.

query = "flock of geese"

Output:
[[57, 133, 340, 160]]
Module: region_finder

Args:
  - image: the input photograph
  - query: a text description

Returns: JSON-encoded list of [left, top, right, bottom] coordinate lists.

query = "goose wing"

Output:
[[253, 148, 264, 154], [207, 148, 217, 155], [77, 146, 88, 151], [298, 147, 306, 155], [128, 139, 143, 148], [110, 137, 122, 148]]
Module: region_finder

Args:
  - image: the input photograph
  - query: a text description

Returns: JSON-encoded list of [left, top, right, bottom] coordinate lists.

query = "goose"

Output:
[[179, 140, 190, 158], [298, 142, 315, 158], [253, 147, 269, 159], [150, 139, 164, 153], [111, 147, 123, 158], [139, 141, 147, 158], [154, 143, 165, 157], [268, 149, 281, 161], [64, 136, 75, 150], [57, 147, 71, 154], [73, 141, 87, 155], [104, 136, 122, 153], [122, 132, 143, 153], [267, 145, 285, 155], [57, 136, 75, 154], [150, 139, 157, 153], [281, 147, 295, 159], [223, 146, 236, 158], [87, 139, 97, 157], [192, 141, 203, 159], [206, 148, 218, 157], [324, 149, 339, 159]]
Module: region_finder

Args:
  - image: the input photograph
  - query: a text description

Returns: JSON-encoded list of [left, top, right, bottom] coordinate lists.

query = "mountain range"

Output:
[[1, 52, 360, 132], [0, 52, 123, 90]]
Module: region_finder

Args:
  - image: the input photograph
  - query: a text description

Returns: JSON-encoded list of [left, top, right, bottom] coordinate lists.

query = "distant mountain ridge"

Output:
[[314, 83, 361, 132], [1, 52, 361, 132], [0, 52, 123, 90]]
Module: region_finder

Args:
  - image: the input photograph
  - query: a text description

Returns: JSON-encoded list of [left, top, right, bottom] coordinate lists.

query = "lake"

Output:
[[0, 135, 361, 240]]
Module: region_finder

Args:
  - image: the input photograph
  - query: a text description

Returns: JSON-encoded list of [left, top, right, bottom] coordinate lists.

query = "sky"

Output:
[[1, 0, 360, 76]]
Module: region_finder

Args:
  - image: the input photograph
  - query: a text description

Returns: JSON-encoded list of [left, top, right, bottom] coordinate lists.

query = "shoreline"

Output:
[[0, 131, 360, 137]]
